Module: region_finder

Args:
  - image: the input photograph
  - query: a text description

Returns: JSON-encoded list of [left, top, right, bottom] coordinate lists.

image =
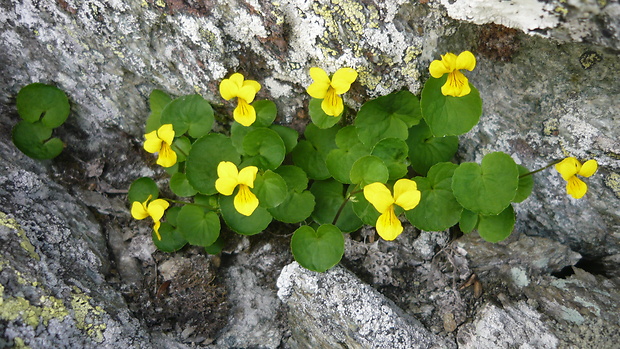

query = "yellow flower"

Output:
[[144, 124, 177, 167], [131, 195, 170, 240], [219, 73, 261, 126], [555, 157, 598, 199], [429, 51, 476, 97], [215, 161, 259, 216], [307, 67, 358, 117], [363, 179, 421, 241]]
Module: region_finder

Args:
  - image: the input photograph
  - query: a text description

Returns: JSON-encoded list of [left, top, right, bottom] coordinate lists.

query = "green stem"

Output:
[[165, 198, 210, 208], [519, 159, 563, 178], [332, 186, 362, 225]]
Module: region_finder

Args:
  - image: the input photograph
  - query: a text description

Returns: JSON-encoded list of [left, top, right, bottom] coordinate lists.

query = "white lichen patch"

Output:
[[440, 0, 560, 32]]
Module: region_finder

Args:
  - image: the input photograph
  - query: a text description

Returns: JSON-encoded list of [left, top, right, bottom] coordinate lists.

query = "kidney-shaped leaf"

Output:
[[406, 120, 458, 176], [177, 205, 220, 247], [219, 194, 272, 235], [186, 133, 240, 195], [160, 94, 214, 138], [477, 204, 515, 243], [17, 83, 70, 128], [291, 224, 344, 272], [12, 121, 64, 159], [242, 127, 286, 170]]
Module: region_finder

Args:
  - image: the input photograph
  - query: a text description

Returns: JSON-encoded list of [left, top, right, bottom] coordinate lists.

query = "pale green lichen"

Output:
[[0, 212, 39, 260], [13, 337, 32, 349], [604, 173, 620, 199], [0, 286, 68, 328], [70, 288, 107, 343]]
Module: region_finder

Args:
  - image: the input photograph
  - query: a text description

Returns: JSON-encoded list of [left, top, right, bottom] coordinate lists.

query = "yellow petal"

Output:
[[566, 176, 588, 199], [153, 220, 162, 241], [131, 201, 150, 220], [234, 185, 259, 216], [229, 73, 245, 88], [147, 198, 169, 221], [363, 182, 394, 214], [216, 161, 240, 195], [233, 99, 257, 126], [429, 59, 451, 78], [238, 166, 258, 188], [156, 143, 178, 167], [375, 207, 403, 241], [321, 88, 344, 116], [243, 79, 262, 94], [555, 157, 581, 181], [393, 179, 421, 211], [237, 85, 258, 104], [307, 81, 330, 99], [442, 71, 470, 97], [578, 159, 598, 177], [157, 124, 175, 145], [309, 67, 330, 84], [456, 51, 476, 71], [330, 67, 357, 94], [144, 130, 162, 154], [219, 79, 239, 100], [441, 53, 458, 70]]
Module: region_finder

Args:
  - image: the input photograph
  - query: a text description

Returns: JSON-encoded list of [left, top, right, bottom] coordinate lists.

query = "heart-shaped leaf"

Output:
[[406, 120, 458, 176], [153, 222, 187, 252], [268, 190, 316, 223], [253, 170, 288, 208], [219, 194, 272, 235], [160, 94, 214, 138], [128, 177, 159, 204], [176, 205, 220, 246], [17, 83, 70, 128], [242, 127, 286, 170], [477, 204, 515, 243], [349, 155, 389, 187], [12, 121, 64, 159], [186, 133, 240, 195], [291, 224, 344, 272]]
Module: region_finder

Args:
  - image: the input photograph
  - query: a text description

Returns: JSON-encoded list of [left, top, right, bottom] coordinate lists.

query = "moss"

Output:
[[0, 212, 39, 261]]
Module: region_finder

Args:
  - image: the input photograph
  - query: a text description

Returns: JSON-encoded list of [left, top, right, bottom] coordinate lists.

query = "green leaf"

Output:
[[146, 89, 172, 132], [268, 190, 315, 223], [219, 194, 272, 235], [176, 205, 220, 246], [326, 126, 371, 184], [309, 98, 342, 128], [12, 121, 64, 159], [406, 162, 462, 231], [291, 224, 344, 272], [186, 133, 240, 195], [513, 165, 534, 203], [406, 120, 458, 176], [355, 90, 421, 146], [305, 123, 340, 153], [309, 180, 363, 233], [193, 194, 219, 211], [452, 152, 519, 215], [459, 209, 478, 234], [371, 138, 409, 180], [17, 83, 70, 128], [252, 100, 278, 127], [349, 155, 389, 187], [350, 190, 381, 226], [171, 136, 191, 163], [128, 177, 159, 204], [291, 140, 331, 180], [170, 172, 198, 197], [165, 206, 181, 227], [204, 234, 226, 255], [153, 222, 187, 252], [421, 76, 482, 136], [253, 170, 288, 208], [274, 165, 308, 193], [477, 204, 515, 243], [230, 121, 255, 155], [242, 127, 286, 170], [269, 124, 298, 154], [160, 94, 214, 138]]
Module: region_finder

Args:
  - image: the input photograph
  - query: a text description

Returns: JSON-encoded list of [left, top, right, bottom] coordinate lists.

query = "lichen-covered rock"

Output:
[[277, 262, 456, 349]]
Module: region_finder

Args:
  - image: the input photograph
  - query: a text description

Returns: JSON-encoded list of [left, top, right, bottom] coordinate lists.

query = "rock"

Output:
[[277, 262, 455, 349]]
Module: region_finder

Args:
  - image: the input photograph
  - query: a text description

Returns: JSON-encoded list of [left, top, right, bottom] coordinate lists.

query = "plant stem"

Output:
[[519, 159, 563, 178], [165, 198, 211, 208], [332, 187, 362, 225]]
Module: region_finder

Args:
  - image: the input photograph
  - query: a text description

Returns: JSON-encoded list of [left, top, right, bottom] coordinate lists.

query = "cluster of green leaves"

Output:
[[130, 73, 534, 273], [12, 83, 70, 159]]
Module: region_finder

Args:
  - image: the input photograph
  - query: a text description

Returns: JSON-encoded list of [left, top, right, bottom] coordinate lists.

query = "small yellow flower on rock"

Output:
[[215, 161, 259, 216], [555, 157, 598, 199], [144, 124, 177, 167], [219, 73, 261, 126], [363, 179, 421, 241], [131, 195, 170, 240], [429, 51, 476, 97], [307, 67, 358, 117]]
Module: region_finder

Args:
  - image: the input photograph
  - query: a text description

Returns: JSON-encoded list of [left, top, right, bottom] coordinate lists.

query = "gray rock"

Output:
[[277, 262, 455, 349]]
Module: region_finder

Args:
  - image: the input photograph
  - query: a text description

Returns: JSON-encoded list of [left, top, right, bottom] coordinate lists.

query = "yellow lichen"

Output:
[[0, 212, 39, 260], [0, 282, 69, 328], [604, 173, 620, 199], [13, 337, 32, 349], [70, 288, 107, 343]]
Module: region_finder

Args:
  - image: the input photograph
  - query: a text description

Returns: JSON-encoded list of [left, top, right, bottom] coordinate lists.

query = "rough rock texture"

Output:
[[277, 262, 455, 349], [1, 0, 620, 347]]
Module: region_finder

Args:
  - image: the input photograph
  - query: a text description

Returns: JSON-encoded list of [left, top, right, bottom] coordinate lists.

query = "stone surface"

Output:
[[277, 262, 455, 349]]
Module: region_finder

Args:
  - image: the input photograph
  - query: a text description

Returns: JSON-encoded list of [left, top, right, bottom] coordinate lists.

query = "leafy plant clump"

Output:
[[129, 51, 597, 272], [12, 83, 70, 159]]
